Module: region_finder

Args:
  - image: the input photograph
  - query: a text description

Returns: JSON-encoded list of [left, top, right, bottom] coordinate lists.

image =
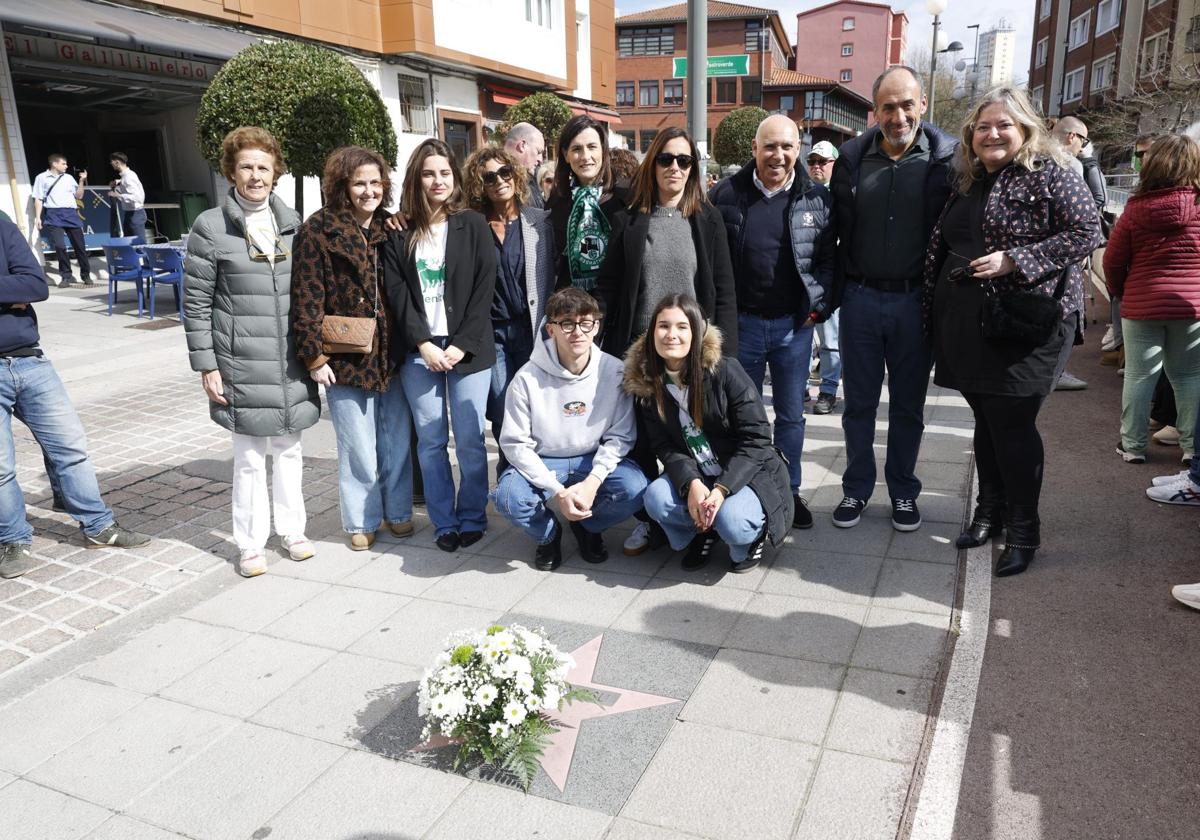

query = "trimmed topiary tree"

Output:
[[712, 106, 769, 167], [497, 92, 574, 154], [196, 41, 397, 214]]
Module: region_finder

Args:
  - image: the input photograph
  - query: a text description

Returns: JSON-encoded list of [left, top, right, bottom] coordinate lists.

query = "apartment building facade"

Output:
[[794, 0, 907, 106]]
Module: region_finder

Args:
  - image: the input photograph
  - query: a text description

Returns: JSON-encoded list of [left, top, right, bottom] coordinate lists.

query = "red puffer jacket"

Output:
[[1104, 186, 1200, 320]]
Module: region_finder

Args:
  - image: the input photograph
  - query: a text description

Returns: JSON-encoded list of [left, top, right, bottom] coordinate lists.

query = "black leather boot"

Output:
[[995, 505, 1039, 577], [956, 486, 1006, 549]]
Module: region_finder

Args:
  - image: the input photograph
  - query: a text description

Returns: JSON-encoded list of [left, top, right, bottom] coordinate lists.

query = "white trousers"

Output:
[[231, 432, 306, 551]]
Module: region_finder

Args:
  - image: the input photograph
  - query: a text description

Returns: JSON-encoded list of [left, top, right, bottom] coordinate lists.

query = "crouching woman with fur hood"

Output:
[[624, 294, 793, 573]]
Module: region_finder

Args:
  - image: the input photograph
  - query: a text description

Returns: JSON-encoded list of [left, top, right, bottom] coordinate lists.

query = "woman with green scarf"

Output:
[[549, 115, 628, 292]]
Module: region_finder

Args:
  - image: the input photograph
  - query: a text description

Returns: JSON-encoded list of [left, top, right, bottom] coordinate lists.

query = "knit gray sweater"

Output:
[[633, 207, 698, 339]]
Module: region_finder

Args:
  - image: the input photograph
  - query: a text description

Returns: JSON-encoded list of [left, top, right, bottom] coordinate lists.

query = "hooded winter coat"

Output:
[[499, 324, 636, 495], [1103, 186, 1200, 321], [184, 189, 320, 437], [623, 326, 794, 547]]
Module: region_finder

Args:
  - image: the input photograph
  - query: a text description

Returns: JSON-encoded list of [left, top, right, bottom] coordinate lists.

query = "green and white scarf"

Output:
[[566, 184, 610, 291]]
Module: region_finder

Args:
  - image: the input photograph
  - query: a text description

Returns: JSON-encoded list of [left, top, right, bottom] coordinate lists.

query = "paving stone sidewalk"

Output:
[[0, 286, 975, 840]]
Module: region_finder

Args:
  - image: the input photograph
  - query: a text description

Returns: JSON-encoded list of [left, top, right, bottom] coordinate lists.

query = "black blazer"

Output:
[[382, 209, 497, 375], [594, 202, 739, 358], [548, 185, 629, 290]]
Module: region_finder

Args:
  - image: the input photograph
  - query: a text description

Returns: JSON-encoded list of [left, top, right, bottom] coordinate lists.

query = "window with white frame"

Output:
[[1063, 67, 1085, 102], [1092, 54, 1116, 92], [1142, 30, 1171, 74], [1068, 11, 1091, 50], [397, 74, 433, 134], [1035, 38, 1048, 67], [1031, 85, 1044, 109], [1149, 0, 1167, 7], [842, 17, 855, 30], [525, 0, 552, 27], [841, 43, 853, 56], [1039, 0, 1051, 20], [840, 69, 852, 82], [1096, 0, 1121, 35]]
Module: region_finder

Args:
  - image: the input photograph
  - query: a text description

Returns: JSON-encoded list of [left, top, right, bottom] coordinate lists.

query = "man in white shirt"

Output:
[[109, 152, 147, 244], [31, 154, 92, 285]]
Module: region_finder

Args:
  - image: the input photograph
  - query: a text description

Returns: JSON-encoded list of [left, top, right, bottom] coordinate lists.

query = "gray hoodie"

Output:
[[499, 325, 635, 494]]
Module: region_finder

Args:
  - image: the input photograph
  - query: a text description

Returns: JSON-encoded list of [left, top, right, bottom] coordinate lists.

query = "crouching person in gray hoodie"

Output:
[[493, 288, 648, 570]]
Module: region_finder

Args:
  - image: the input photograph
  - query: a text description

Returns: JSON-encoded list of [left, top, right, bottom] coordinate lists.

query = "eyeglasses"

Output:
[[807, 157, 833, 166], [481, 165, 515, 186], [1133, 149, 1148, 160], [550, 319, 598, 334], [654, 153, 694, 170]]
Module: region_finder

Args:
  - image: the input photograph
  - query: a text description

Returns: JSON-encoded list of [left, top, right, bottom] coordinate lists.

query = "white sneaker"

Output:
[[1146, 478, 1200, 505], [1153, 425, 1181, 446], [238, 549, 268, 577], [1171, 582, 1200, 610], [281, 534, 315, 561], [1100, 325, 1116, 351], [623, 521, 653, 556], [1151, 470, 1190, 487]]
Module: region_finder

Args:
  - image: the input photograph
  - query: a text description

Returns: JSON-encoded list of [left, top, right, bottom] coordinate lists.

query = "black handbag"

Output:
[[979, 270, 1067, 346]]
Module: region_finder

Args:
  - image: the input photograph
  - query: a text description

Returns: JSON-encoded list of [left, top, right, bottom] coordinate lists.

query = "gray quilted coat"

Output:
[[184, 189, 320, 437]]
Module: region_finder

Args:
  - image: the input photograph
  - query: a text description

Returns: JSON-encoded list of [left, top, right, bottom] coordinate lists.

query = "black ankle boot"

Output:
[[957, 487, 1006, 549], [956, 518, 998, 549], [995, 505, 1039, 577]]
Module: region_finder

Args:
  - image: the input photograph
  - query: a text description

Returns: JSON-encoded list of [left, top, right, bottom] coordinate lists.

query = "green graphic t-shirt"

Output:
[[416, 221, 449, 336]]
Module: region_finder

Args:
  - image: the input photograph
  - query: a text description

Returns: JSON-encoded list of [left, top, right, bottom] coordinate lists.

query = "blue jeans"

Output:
[[326, 380, 413, 534], [491, 455, 648, 544], [487, 319, 535, 473], [737, 313, 813, 494], [399, 352, 491, 536], [0, 355, 113, 544], [839, 282, 932, 501], [643, 475, 766, 563], [815, 311, 842, 395]]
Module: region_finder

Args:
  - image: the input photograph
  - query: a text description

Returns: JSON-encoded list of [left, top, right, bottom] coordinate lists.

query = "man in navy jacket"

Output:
[[0, 214, 148, 578]]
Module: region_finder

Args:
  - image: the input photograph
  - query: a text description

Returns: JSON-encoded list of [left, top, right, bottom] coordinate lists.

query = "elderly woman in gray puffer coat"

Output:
[[184, 126, 320, 578]]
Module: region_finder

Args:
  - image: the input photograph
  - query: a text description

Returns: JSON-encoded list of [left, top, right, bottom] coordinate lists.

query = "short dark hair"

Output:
[[552, 115, 612, 200], [321, 145, 393, 213], [47, 153, 65, 166], [545, 287, 601, 321], [109, 152, 128, 165]]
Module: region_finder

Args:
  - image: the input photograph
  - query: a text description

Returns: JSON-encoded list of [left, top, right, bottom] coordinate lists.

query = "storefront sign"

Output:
[[672, 55, 750, 78], [3, 33, 220, 81]]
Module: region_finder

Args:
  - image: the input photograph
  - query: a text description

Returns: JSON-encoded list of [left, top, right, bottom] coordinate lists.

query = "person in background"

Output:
[[608, 148, 640, 190], [494, 288, 647, 570], [710, 113, 836, 531], [625, 295, 793, 574], [923, 88, 1100, 577], [185, 126, 321, 577], [1104, 134, 1200, 468], [384, 139, 495, 553], [291, 145, 413, 551], [31, 154, 91, 286], [806, 140, 842, 416], [503, 122, 546, 210], [462, 146, 554, 479], [536, 161, 556, 203], [108, 152, 147, 244]]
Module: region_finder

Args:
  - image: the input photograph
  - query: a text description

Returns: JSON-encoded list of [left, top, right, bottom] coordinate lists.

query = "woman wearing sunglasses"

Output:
[[462, 147, 554, 476], [184, 126, 320, 577], [594, 126, 738, 358], [383, 139, 496, 553]]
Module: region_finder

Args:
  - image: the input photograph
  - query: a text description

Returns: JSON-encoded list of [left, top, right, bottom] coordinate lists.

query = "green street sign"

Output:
[[672, 55, 750, 78]]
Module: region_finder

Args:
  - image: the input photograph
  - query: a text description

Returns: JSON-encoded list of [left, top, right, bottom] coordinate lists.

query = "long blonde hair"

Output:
[[953, 87, 1069, 194]]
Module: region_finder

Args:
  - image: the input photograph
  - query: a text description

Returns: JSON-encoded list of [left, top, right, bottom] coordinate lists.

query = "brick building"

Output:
[[763, 69, 871, 147], [794, 0, 907, 106]]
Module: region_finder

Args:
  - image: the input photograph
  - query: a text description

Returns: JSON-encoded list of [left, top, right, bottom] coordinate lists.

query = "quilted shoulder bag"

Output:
[[320, 241, 380, 355]]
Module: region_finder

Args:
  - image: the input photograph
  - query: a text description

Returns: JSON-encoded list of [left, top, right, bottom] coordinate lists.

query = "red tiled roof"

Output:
[[765, 69, 838, 87], [617, 1, 777, 24]]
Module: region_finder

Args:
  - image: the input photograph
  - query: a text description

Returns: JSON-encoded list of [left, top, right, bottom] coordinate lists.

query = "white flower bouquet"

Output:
[[418, 623, 595, 789]]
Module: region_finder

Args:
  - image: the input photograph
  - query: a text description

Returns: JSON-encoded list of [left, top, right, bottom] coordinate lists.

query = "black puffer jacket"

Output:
[[623, 326, 794, 548]]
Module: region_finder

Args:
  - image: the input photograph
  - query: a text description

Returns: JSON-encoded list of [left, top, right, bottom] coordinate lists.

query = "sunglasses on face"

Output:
[[654, 153, 694, 170], [551, 319, 598, 334], [1133, 149, 1148, 160], [481, 165, 514, 186], [807, 157, 833, 166]]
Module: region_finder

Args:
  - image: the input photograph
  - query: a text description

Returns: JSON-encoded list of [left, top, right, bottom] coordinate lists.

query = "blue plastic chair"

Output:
[[102, 243, 147, 317], [144, 246, 185, 321]]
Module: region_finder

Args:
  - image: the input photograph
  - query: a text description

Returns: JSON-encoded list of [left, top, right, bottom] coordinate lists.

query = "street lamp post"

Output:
[[927, 0, 948, 118]]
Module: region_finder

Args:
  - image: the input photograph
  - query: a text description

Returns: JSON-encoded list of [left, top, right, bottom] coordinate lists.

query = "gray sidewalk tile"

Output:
[[511, 567, 647, 626], [183, 575, 328, 632], [912, 460, 971, 493], [340, 547, 466, 596], [909, 489, 970, 525], [652, 547, 771, 590], [824, 668, 935, 763], [75, 617, 246, 694], [679, 649, 843, 744], [621, 721, 817, 840], [268, 537, 383, 584], [0, 771, 12, 788], [611, 581, 753, 646], [260, 585, 411, 650], [873, 558, 959, 615], [794, 750, 912, 840], [127, 723, 344, 840], [561, 538, 669, 578], [261, 751, 467, 839], [348, 599, 499, 666], [84, 815, 186, 839], [424, 781, 611, 840], [884, 521, 962, 564], [726, 593, 867, 664], [0, 779, 112, 840], [160, 634, 334, 717], [603, 818, 708, 839], [421, 554, 550, 611], [26, 697, 237, 809], [0, 677, 143, 774], [916, 431, 974, 464], [761, 550, 882, 606], [788, 513, 895, 557], [851, 606, 951, 679], [252, 652, 421, 748]]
